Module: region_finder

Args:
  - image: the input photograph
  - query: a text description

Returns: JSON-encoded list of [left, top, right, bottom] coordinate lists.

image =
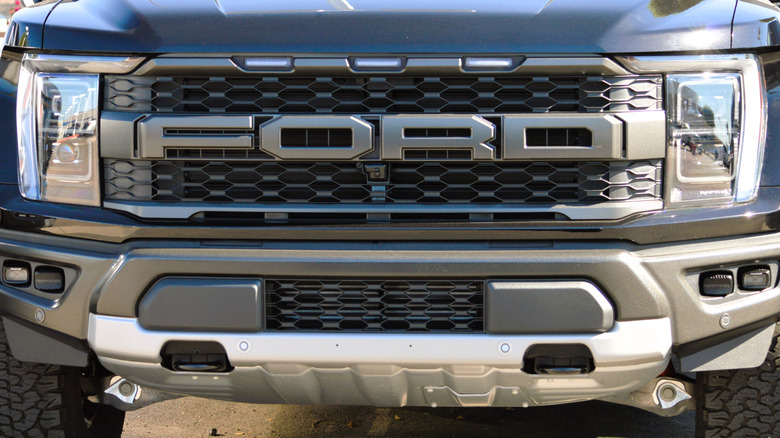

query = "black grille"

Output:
[[265, 279, 484, 332], [104, 159, 663, 204], [105, 75, 662, 114]]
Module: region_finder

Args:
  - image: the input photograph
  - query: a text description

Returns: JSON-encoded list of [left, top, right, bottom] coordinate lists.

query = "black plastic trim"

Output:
[[1, 316, 88, 367], [138, 277, 263, 332]]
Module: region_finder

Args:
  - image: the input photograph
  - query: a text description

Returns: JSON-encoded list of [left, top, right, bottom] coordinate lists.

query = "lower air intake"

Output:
[[265, 279, 484, 332]]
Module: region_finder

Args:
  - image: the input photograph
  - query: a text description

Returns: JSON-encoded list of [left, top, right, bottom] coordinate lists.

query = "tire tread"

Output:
[[0, 322, 84, 438], [697, 324, 780, 438]]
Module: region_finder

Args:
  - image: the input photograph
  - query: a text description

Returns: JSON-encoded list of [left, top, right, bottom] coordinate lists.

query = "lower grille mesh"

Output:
[[104, 159, 663, 204], [265, 279, 484, 332]]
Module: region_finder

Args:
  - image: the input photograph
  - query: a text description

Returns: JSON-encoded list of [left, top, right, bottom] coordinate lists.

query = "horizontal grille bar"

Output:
[[105, 75, 662, 114], [104, 159, 663, 204], [265, 279, 484, 332]]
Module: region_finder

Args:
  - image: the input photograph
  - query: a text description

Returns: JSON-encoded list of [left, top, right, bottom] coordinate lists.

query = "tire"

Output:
[[696, 323, 780, 438], [0, 320, 125, 437]]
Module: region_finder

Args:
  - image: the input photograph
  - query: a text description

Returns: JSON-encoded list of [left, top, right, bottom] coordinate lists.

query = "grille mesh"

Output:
[[105, 75, 662, 114], [265, 279, 484, 332], [104, 159, 663, 204]]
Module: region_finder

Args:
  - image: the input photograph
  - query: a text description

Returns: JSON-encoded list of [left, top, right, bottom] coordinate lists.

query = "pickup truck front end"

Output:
[[2, 1, 780, 437]]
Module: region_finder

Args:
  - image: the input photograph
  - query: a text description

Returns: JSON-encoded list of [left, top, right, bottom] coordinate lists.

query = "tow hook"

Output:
[[105, 377, 140, 405], [90, 376, 182, 411], [653, 379, 692, 410], [603, 377, 695, 416]]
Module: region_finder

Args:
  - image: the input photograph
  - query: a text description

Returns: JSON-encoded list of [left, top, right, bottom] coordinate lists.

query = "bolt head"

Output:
[[118, 381, 135, 397], [660, 386, 677, 402]]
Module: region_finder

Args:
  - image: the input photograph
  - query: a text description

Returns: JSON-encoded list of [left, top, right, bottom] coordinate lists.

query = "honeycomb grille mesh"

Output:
[[104, 159, 663, 204], [105, 75, 663, 114], [265, 279, 484, 332]]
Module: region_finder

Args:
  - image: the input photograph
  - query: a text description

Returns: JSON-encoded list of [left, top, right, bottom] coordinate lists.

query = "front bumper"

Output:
[[0, 226, 779, 406]]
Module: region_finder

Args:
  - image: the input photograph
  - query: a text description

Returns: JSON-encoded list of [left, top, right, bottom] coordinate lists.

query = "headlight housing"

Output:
[[619, 55, 766, 207], [667, 73, 740, 203], [16, 54, 142, 207], [17, 69, 100, 205]]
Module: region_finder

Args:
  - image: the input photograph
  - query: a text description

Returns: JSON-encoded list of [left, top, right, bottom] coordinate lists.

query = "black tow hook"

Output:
[[160, 341, 232, 373], [522, 344, 595, 375]]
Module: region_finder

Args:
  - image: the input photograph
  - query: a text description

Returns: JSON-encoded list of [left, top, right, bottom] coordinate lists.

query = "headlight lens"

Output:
[[17, 62, 100, 206], [667, 73, 740, 203]]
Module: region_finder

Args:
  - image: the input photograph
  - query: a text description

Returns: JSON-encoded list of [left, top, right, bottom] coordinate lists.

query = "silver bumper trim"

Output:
[[89, 315, 672, 407], [102, 200, 663, 221], [89, 315, 671, 367]]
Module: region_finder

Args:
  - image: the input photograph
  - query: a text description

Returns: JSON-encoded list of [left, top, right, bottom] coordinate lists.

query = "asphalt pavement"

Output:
[[122, 396, 695, 437]]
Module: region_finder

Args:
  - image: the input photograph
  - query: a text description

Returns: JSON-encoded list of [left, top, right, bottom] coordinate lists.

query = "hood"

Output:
[[733, 0, 780, 49], [37, 0, 741, 54]]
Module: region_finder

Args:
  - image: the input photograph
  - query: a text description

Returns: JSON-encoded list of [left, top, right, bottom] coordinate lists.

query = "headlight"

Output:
[[619, 55, 766, 207], [16, 54, 142, 207], [667, 73, 740, 203], [17, 65, 99, 206]]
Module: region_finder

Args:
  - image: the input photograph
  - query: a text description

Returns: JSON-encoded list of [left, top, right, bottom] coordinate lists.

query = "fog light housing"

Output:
[[34, 266, 65, 293], [738, 266, 771, 291], [700, 272, 734, 297], [2, 261, 30, 286]]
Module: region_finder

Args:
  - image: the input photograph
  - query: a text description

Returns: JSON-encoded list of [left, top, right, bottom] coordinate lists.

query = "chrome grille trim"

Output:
[[130, 56, 633, 77], [102, 200, 664, 221]]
